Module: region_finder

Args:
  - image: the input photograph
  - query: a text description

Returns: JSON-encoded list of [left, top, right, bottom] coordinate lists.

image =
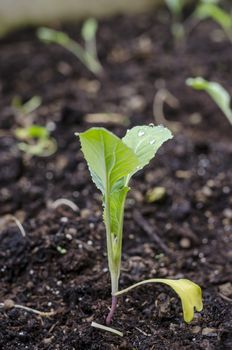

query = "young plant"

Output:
[[165, 0, 186, 41], [15, 124, 57, 157], [77, 125, 203, 326], [186, 77, 232, 125], [81, 18, 99, 63], [37, 20, 102, 76], [11, 95, 42, 115], [193, 2, 232, 42]]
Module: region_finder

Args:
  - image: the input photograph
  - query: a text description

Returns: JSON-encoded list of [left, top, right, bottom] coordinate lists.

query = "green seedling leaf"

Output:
[[165, 0, 184, 17], [12, 95, 42, 114], [15, 125, 57, 157], [78, 128, 139, 194], [122, 125, 173, 182], [37, 27, 70, 45], [107, 187, 129, 242], [115, 278, 203, 323], [15, 125, 49, 140], [37, 27, 102, 75], [194, 3, 232, 33], [186, 77, 232, 125], [17, 139, 57, 157], [81, 18, 98, 42]]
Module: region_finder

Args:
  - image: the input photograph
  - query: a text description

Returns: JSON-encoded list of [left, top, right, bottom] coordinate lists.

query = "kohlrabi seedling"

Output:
[[76, 125, 203, 328], [15, 124, 57, 157], [11, 95, 42, 115], [37, 21, 102, 76], [165, 0, 186, 41], [194, 2, 232, 42], [186, 77, 232, 125], [81, 18, 99, 63]]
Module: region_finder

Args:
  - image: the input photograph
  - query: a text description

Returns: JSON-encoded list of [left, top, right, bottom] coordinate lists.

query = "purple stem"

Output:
[[106, 295, 117, 325]]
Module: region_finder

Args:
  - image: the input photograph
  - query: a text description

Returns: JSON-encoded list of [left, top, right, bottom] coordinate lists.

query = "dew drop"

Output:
[[138, 130, 145, 136], [149, 123, 154, 127], [149, 139, 156, 145]]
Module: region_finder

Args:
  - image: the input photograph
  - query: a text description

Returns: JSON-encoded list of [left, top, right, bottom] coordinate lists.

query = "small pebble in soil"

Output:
[[46, 121, 56, 131], [4, 299, 15, 309], [68, 228, 77, 235], [60, 217, 68, 223], [222, 186, 230, 194], [223, 208, 232, 219], [65, 233, 72, 240], [80, 209, 91, 219], [43, 337, 54, 345], [202, 328, 218, 337], [191, 326, 201, 334], [180, 238, 191, 249], [219, 282, 232, 297]]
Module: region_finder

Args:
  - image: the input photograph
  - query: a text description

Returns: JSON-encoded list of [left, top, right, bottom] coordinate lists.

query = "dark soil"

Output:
[[0, 7, 232, 350]]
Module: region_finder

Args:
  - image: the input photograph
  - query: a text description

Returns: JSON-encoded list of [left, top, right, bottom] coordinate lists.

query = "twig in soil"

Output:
[[133, 210, 173, 257], [135, 327, 151, 337], [0, 300, 55, 317], [0, 215, 26, 237], [153, 88, 181, 133], [91, 321, 123, 337], [50, 198, 79, 212], [218, 293, 232, 303]]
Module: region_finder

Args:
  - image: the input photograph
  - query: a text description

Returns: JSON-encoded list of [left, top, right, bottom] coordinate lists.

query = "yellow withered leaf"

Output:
[[115, 278, 203, 323]]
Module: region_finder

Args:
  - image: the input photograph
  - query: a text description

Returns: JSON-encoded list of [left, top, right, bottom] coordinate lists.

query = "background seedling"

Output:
[[37, 21, 103, 76], [15, 124, 57, 157], [164, 0, 186, 41], [11, 95, 42, 115], [77, 125, 203, 327], [186, 77, 232, 125], [194, 2, 232, 42], [81, 18, 99, 62]]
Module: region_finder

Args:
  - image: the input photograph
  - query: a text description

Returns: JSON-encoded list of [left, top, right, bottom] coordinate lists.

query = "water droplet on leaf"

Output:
[[138, 130, 145, 136], [150, 139, 156, 145]]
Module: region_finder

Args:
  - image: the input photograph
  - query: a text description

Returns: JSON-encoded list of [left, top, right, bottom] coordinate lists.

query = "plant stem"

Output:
[[104, 183, 120, 324], [104, 181, 127, 324], [106, 295, 118, 325]]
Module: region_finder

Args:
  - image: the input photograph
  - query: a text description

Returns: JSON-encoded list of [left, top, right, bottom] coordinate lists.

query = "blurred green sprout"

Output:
[[15, 125, 57, 157], [37, 18, 102, 76], [194, 2, 232, 42], [164, 0, 186, 41], [186, 77, 232, 125], [12, 95, 42, 115]]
